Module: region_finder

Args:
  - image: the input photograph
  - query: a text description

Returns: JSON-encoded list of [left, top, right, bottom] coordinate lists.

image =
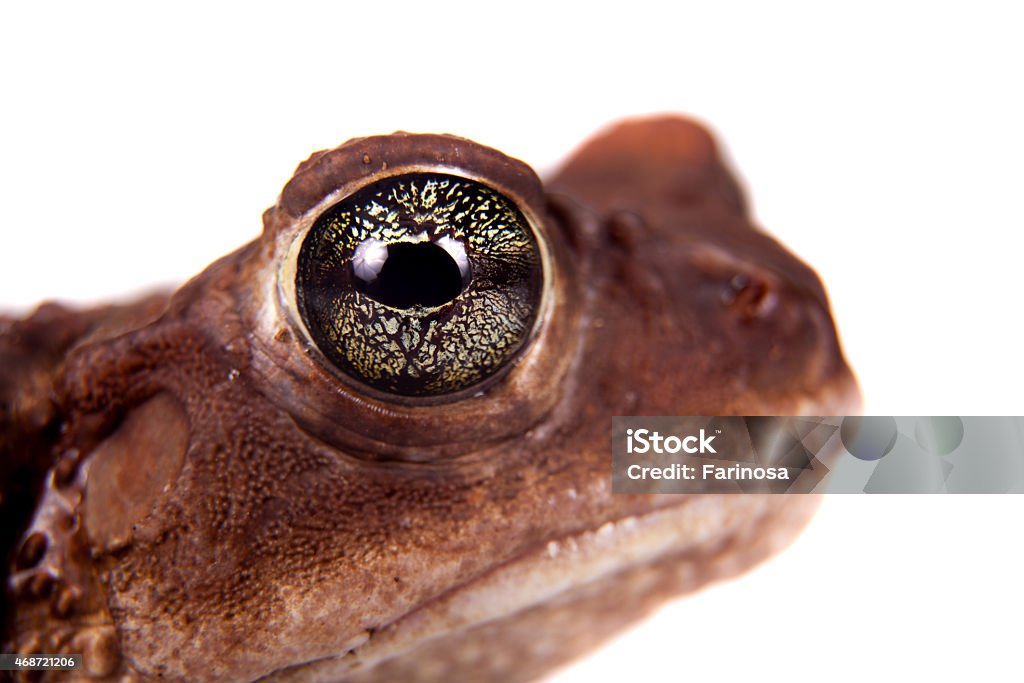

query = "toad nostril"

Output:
[[720, 273, 777, 320], [606, 210, 648, 249]]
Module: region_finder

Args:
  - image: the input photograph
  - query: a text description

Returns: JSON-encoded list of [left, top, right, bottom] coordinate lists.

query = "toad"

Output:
[[0, 116, 859, 682]]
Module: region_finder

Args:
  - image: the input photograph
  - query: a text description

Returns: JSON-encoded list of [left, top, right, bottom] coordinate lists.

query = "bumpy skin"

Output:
[[0, 117, 859, 682]]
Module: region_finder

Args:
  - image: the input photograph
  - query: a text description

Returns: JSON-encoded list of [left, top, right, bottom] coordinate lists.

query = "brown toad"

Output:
[[0, 116, 859, 681]]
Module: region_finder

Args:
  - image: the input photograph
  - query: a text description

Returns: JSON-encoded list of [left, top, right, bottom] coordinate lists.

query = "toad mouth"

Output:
[[263, 381, 859, 682], [266, 488, 817, 682]]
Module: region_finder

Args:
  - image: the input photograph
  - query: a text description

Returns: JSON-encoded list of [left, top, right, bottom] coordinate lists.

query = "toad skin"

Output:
[[0, 117, 859, 682]]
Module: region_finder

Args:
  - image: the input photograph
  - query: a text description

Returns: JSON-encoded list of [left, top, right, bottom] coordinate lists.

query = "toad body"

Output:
[[0, 117, 859, 682]]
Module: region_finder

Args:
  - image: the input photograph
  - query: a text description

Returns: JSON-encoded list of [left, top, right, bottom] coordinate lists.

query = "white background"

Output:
[[2, 2, 1022, 681]]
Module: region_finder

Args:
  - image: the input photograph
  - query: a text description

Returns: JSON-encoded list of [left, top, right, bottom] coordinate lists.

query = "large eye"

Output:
[[295, 172, 543, 397]]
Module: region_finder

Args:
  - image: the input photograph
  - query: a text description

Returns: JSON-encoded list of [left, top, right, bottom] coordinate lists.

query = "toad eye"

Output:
[[294, 173, 543, 397]]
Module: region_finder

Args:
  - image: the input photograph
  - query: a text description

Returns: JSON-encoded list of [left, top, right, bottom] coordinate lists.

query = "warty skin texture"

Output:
[[0, 116, 859, 682]]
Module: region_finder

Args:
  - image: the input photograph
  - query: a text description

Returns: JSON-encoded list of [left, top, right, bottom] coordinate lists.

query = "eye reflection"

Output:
[[294, 173, 542, 397]]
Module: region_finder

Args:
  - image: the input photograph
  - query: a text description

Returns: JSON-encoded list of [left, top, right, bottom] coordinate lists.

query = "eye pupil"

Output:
[[354, 240, 469, 309]]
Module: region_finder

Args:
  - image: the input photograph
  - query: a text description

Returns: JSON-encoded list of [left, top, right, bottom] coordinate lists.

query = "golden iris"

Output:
[[296, 173, 543, 397]]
